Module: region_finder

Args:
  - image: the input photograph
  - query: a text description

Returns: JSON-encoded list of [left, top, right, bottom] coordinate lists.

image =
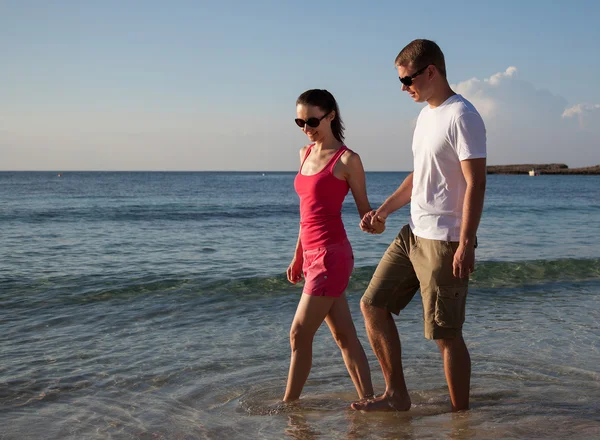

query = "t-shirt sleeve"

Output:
[[454, 112, 487, 161]]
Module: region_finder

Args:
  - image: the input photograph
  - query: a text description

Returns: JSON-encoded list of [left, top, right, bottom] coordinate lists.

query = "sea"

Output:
[[1, 171, 599, 439]]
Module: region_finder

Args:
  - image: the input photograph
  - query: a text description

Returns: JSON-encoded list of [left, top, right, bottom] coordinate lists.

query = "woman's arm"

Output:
[[287, 146, 308, 284], [343, 152, 372, 219]]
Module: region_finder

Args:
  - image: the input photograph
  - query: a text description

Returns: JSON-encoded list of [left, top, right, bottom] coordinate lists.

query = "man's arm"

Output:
[[360, 172, 413, 234], [375, 172, 414, 220], [454, 158, 486, 278]]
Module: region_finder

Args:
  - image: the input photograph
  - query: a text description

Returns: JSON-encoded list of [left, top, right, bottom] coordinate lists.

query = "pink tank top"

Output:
[[294, 145, 350, 250]]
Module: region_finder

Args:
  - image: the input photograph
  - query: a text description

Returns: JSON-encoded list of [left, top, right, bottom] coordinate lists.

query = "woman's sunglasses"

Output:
[[398, 65, 430, 87], [295, 111, 330, 128]]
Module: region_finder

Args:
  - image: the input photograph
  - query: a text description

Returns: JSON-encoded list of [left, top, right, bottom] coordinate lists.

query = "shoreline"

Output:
[[487, 164, 600, 175]]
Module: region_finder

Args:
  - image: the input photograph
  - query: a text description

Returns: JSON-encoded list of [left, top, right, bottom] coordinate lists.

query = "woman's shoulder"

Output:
[[300, 144, 311, 153], [339, 146, 361, 165], [335, 146, 364, 179], [299, 143, 313, 157]]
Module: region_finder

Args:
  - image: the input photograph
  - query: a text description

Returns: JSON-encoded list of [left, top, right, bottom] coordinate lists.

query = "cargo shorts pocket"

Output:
[[434, 286, 467, 328]]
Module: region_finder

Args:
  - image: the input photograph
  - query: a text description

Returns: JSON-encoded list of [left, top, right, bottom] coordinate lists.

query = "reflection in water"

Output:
[[231, 377, 600, 440], [285, 414, 320, 440], [445, 412, 478, 440], [279, 405, 505, 440]]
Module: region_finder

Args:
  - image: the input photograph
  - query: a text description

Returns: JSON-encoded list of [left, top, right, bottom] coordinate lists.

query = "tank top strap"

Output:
[[299, 144, 314, 171], [328, 145, 348, 173]]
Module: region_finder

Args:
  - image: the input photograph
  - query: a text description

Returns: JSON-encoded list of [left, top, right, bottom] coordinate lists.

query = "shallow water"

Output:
[[1, 172, 599, 439]]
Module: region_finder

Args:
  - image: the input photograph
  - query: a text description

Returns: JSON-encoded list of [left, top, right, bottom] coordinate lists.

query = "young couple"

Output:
[[284, 39, 487, 412]]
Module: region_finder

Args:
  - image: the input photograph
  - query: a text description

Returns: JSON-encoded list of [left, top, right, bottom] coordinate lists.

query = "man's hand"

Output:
[[370, 213, 386, 234], [453, 243, 475, 278]]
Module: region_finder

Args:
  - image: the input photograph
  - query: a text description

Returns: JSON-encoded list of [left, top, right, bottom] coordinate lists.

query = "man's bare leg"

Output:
[[351, 302, 411, 411], [436, 334, 471, 411]]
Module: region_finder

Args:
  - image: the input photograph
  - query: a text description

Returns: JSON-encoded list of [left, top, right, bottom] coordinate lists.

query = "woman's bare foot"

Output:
[[351, 392, 411, 411], [347, 393, 374, 408]]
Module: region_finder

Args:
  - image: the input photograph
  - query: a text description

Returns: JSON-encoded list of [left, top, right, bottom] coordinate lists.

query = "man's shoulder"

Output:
[[447, 94, 481, 118]]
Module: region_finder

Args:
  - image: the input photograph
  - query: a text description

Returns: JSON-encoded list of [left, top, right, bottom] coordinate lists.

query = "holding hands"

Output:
[[360, 210, 386, 235]]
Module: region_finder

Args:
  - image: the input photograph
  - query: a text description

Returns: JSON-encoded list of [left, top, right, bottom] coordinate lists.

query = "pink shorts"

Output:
[[302, 239, 354, 297]]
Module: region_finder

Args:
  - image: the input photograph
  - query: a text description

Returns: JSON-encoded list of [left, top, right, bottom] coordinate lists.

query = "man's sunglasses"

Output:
[[295, 111, 330, 128], [398, 65, 430, 87]]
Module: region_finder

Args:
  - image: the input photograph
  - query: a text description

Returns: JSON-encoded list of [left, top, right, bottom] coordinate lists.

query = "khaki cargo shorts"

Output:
[[362, 224, 468, 340]]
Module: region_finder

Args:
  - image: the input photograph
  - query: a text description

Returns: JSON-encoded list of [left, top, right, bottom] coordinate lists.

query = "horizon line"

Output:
[[0, 169, 415, 173]]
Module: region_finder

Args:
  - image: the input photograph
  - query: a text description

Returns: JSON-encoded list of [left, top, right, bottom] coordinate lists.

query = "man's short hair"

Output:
[[395, 39, 447, 78]]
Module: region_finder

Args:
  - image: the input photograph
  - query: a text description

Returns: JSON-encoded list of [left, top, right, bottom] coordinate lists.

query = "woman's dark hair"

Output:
[[296, 89, 345, 142]]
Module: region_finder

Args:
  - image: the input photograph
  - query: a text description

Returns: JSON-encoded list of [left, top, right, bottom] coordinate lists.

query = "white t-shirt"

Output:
[[409, 94, 487, 241]]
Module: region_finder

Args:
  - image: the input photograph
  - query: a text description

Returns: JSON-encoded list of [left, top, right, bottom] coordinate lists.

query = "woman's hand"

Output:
[[360, 210, 376, 233], [287, 257, 304, 284]]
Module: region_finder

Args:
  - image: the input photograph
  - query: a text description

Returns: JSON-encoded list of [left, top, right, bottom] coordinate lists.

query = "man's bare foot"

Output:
[[350, 393, 411, 411]]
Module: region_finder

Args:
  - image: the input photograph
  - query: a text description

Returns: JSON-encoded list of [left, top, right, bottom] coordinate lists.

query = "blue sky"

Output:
[[2, 0, 599, 170]]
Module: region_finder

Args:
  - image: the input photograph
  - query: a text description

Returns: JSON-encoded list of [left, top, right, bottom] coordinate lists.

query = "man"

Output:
[[352, 39, 487, 412]]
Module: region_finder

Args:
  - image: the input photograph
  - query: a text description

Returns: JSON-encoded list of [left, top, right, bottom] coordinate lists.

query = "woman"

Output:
[[284, 89, 380, 403]]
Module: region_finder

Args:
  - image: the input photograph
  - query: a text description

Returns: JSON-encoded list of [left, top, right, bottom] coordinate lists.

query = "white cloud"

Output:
[[451, 67, 599, 167], [562, 103, 600, 118], [488, 66, 518, 86], [453, 66, 568, 122], [562, 103, 600, 129]]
